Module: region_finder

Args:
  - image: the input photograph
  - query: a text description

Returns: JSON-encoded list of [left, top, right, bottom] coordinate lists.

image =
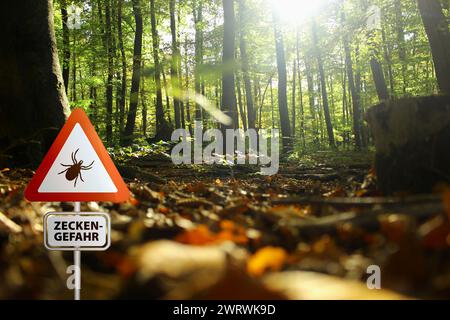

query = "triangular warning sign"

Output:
[[25, 108, 129, 202]]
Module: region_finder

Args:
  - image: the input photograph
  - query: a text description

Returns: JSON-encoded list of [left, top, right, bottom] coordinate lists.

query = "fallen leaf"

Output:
[[247, 246, 287, 277]]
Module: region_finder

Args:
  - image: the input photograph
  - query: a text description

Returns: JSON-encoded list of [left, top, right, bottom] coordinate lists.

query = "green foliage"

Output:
[[53, 0, 441, 151]]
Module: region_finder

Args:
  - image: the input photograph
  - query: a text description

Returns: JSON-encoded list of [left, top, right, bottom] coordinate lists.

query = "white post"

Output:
[[74, 201, 81, 300]]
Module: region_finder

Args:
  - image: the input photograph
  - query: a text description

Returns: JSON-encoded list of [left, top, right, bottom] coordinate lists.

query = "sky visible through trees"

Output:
[[54, 0, 449, 151]]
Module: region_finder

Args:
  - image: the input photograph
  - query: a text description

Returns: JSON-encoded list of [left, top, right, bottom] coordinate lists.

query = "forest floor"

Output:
[[0, 148, 450, 299]]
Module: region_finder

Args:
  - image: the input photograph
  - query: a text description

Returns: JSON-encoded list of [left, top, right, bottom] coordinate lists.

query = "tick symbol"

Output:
[[58, 148, 94, 187]]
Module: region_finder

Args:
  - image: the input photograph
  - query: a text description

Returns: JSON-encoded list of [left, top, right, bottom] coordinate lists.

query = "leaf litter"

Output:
[[0, 150, 449, 299]]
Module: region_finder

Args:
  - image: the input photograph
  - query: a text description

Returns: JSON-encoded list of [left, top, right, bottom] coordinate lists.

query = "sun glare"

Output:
[[270, 0, 328, 24]]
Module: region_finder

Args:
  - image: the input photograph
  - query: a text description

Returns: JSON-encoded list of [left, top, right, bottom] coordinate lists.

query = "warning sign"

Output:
[[24, 108, 129, 202], [44, 212, 110, 251]]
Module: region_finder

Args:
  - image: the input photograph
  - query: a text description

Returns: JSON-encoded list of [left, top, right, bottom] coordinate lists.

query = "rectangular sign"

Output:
[[44, 212, 110, 251]]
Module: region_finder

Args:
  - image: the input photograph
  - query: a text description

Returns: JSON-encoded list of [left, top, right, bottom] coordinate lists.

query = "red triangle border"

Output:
[[25, 108, 129, 202]]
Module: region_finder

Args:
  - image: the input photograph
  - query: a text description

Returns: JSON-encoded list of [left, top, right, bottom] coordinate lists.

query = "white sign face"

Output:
[[38, 123, 117, 193], [44, 212, 111, 251]]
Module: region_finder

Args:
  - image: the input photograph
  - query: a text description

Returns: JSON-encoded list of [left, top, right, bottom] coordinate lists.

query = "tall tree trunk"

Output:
[[170, 0, 181, 129], [105, 0, 114, 144], [342, 13, 362, 150], [117, 0, 127, 133], [370, 58, 389, 101], [221, 0, 237, 130], [305, 59, 318, 144], [193, 0, 203, 122], [238, 0, 256, 130], [270, 79, 275, 128], [272, 9, 292, 151], [394, 0, 408, 94], [417, 0, 450, 94], [184, 35, 192, 135], [296, 28, 305, 148], [71, 37, 77, 101], [162, 67, 172, 124], [236, 73, 247, 130], [0, 0, 69, 166], [150, 0, 171, 139], [60, 0, 70, 93], [381, 23, 395, 97], [291, 59, 296, 136], [121, 0, 143, 146], [312, 20, 335, 148], [141, 61, 147, 136]]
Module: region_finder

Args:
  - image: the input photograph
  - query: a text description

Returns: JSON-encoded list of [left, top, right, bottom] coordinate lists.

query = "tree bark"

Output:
[[236, 73, 247, 131], [193, 0, 204, 122], [370, 58, 389, 101], [291, 59, 296, 136], [121, 0, 143, 146], [312, 20, 335, 148], [150, 0, 171, 139], [170, 0, 182, 129], [0, 0, 69, 166], [117, 0, 127, 133], [272, 9, 292, 151], [221, 0, 237, 130], [394, 0, 408, 94], [141, 61, 147, 136], [381, 23, 395, 97], [238, 0, 255, 130], [342, 12, 362, 150], [296, 28, 305, 148], [105, 0, 114, 144], [417, 0, 450, 94], [60, 0, 70, 93], [305, 59, 318, 145]]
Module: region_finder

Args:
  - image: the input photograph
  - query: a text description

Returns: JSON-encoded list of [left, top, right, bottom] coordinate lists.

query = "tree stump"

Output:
[[366, 95, 450, 194]]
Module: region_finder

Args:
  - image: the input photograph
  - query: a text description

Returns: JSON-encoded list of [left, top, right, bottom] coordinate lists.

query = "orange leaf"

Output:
[[175, 225, 216, 245], [247, 246, 287, 277], [175, 221, 249, 246]]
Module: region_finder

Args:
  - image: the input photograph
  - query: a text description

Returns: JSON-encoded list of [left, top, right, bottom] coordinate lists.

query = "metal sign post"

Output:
[[74, 201, 81, 301]]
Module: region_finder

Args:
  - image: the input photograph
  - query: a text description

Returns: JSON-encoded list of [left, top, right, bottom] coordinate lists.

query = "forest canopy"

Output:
[[50, 0, 449, 152]]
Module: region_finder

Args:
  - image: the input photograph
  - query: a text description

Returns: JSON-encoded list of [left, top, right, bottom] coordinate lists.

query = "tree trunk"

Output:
[[342, 13, 363, 150], [417, 0, 450, 94], [221, 0, 237, 130], [121, 0, 143, 146], [305, 59, 318, 145], [238, 0, 255, 130], [141, 61, 147, 136], [394, 0, 408, 94], [161, 67, 172, 124], [150, 0, 171, 140], [296, 28, 305, 148], [184, 35, 192, 135], [60, 0, 70, 93], [312, 20, 335, 148], [291, 59, 296, 136], [370, 58, 389, 101], [0, 0, 69, 166], [367, 95, 450, 194], [117, 0, 127, 133], [105, 0, 114, 144], [193, 0, 203, 122], [170, 0, 181, 129], [381, 24, 395, 97], [273, 9, 291, 151], [236, 73, 247, 130]]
